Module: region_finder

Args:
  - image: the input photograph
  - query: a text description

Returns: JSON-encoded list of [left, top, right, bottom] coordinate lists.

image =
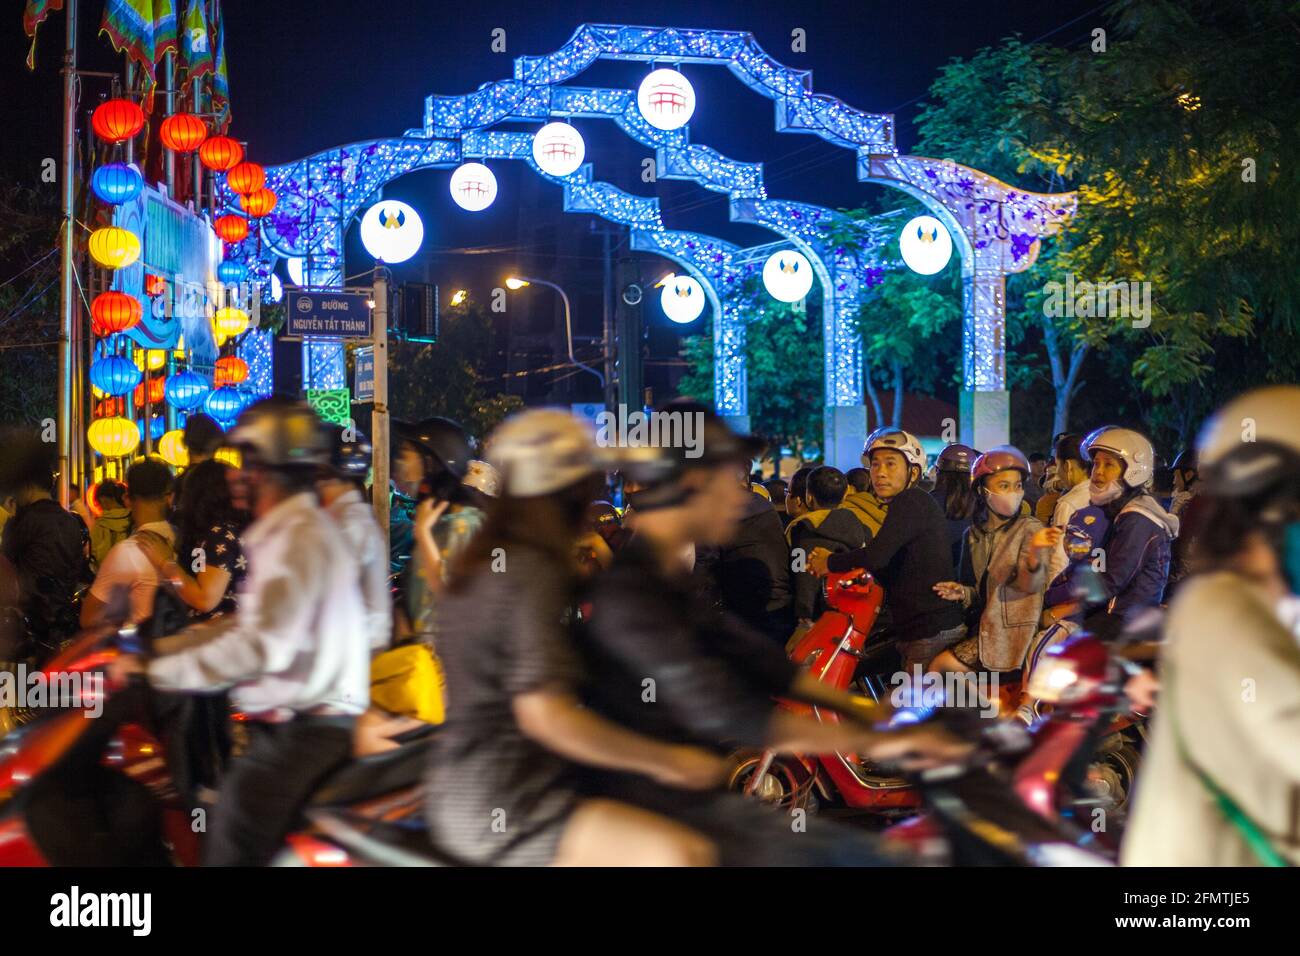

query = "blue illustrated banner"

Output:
[[353, 346, 375, 402], [285, 290, 373, 339]]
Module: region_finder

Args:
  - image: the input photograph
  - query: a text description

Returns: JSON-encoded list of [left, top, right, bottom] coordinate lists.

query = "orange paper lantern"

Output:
[[239, 187, 278, 218], [199, 135, 243, 172], [160, 113, 208, 153], [214, 356, 249, 386], [92, 99, 145, 143], [226, 161, 265, 195], [214, 215, 249, 243], [90, 291, 143, 335], [133, 376, 166, 406]]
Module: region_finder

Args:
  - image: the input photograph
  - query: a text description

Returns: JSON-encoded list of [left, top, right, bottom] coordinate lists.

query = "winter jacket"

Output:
[[839, 488, 889, 538], [1123, 572, 1300, 866], [0, 498, 91, 650], [1097, 493, 1179, 621], [787, 507, 868, 622], [714, 491, 795, 643], [955, 513, 1050, 671], [90, 507, 132, 568]]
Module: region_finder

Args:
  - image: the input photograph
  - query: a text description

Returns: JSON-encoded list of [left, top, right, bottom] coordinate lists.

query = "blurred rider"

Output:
[[110, 398, 370, 866], [930, 443, 978, 568], [808, 428, 963, 671], [1123, 386, 1300, 865]]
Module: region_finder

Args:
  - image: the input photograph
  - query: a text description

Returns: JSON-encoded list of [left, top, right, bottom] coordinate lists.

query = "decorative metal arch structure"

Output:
[[223, 23, 1076, 459]]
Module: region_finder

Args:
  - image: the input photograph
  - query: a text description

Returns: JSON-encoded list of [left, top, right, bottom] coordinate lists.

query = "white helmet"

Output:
[[463, 459, 501, 498], [1197, 386, 1300, 497], [1082, 426, 1156, 488], [485, 409, 598, 497], [862, 427, 925, 471]]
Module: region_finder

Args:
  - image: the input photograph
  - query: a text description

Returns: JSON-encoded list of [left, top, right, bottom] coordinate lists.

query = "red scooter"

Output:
[[0, 627, 432, 866]]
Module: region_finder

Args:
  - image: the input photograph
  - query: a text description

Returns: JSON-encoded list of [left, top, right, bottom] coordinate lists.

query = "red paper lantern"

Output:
[[239, 187, 278, 218], [214, 215, 249, 243], [95, 397, 125, 418], [90, 291, 143, 335], [134, 375, 167, 406], [214, 356, 249, 386], [92, 98, 145, 143], [160, 113, 208, 153], [226, 161, 265, 196], [199, 135, 243, 172], [144, 274, 167, 297]]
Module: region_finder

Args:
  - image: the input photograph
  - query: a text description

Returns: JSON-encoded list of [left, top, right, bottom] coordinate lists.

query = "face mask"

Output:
[[985, 489, 1024, 518], [1090, 481, 1124, 506]]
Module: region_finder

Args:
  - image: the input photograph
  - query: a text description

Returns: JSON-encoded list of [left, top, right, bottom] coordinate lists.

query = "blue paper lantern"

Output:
[[91, 163, 143, 206], [164, 370, 209, 411], [137, 415, 166, 442], [217, 260, 247, 285], [204, 386, 244, 423], [89, 355, 142, 397]]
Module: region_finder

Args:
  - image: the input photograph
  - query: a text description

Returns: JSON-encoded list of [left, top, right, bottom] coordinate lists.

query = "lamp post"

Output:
[[506, 276, 606, 389]]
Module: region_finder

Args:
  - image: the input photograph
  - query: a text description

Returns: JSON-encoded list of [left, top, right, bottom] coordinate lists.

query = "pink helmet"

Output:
[[970, 445, 1030, 486]]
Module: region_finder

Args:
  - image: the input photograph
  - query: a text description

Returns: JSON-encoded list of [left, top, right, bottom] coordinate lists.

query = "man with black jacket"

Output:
[[711, 469, 793, 643], [808, 428, 963, 672], [787, 466, 867, 629]]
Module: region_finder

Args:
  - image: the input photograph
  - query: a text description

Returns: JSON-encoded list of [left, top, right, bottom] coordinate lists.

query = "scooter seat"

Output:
[[307, 726, 438, 808]]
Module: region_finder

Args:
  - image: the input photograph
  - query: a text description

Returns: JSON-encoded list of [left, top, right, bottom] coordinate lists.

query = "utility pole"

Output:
[[371, 268, 391, 553], [56, 0, 79, 507]]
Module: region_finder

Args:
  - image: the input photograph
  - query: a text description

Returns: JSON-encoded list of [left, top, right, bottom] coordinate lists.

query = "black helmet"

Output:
[[393, 417, 472, 480], [936, 443, 978, 474], [618, 400, 765, 512], [325, 424, 373, 480], [228, 396, 328, 469]]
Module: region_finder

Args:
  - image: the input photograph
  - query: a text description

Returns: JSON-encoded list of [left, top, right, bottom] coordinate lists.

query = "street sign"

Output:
[[285, 289, 372, 339], [354, 346, 375, 402]]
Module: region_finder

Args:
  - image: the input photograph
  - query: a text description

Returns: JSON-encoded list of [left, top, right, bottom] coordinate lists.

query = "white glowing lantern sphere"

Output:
[[267, 272, 283, 303], [660, 274, 706, 324], [360, 200, 425, 264], [762, 250, 814, 303], [286, 256, 305, 287], [531, 122, 586, 177], [450, 162, 498, 212], [637, 68, 696, 131], [899, 215, 953, 275]]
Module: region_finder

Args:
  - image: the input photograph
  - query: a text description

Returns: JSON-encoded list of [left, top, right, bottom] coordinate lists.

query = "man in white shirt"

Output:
[[81, 459, 176, 628], [318, 424, 391, 651], [111, 398, 369, 866]]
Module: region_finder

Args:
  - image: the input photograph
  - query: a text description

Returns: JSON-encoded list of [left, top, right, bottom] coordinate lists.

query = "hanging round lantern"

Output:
[[88, 226, 141, 269], [213, 307, 250, 339], [157, 429, 190, 468], [159, 113, 208, 153], [214, 215, 249, 243], [164, 370, 209, 410], [637, 68, 697, 131], [90, 291, 143, 335], [239, 187, 278, 218], [217, 260, 247, 285], [144, 273, 167, 297], [199, 135, 243, 172], [132, 349, 168, 372], [359, 201, 424, 264], [204, 386, 244, 423], [899, 215, 954, 276], [449, 162, 498, 212], [95, 397, 125, 418], [531, 122, 586, 177], [91, 163, 144, 205], [133, 375, 166, 406], [89, 355, 143, 397], [226, 161, 265, 195], [214, 356, 249, 386], [659, 274, 707, 324], [88, 416, 141, 459], [92, 99, 145, 143], [761, 249, 815, 303], [136, 416, 166, 442]]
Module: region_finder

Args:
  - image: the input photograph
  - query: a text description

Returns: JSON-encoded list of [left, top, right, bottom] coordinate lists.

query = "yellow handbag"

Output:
[[369, 643, 446, 725]]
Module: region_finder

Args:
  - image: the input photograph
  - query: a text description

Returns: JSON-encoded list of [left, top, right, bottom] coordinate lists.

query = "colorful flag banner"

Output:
[[23, 0, 64, 70], [180, 0, 213, 79], [100, 0, 179, 101], [210, 3, 230, 133]]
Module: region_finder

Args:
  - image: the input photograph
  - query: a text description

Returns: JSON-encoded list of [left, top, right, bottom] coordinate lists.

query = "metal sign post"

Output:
[[371, 268, 390, 553]]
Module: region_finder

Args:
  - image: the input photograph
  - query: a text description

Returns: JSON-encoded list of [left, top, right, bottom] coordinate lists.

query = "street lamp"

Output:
[[505, 275, 606, 387]]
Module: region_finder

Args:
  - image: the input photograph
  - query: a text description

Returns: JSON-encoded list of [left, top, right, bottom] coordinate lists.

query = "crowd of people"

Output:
[[0, 383, 1298, 867]]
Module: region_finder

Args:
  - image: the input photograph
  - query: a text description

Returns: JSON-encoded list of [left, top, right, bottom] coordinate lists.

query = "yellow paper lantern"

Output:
[[88, 416, 141, 459], [213, 307, 250, 339], [157, 429, 189, 468], [88, 227, 141, 269], [132, 349, 167, 372], [214, 447, 242, 469], [173, 334, 186, 359]]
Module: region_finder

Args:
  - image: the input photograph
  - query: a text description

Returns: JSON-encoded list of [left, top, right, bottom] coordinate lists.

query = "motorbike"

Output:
[[0, 626, 433, 866]]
